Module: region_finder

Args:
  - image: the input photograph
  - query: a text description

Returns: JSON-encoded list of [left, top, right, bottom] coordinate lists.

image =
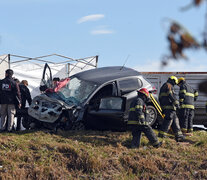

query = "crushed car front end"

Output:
[[26, 76, 98, 130], [27, 94, 77, 130]]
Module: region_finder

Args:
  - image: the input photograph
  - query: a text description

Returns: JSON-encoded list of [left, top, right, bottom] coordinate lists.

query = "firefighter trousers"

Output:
[[159, 109, 183, 138], [179, 108, 194, 133], [130, 125, 159, 148]]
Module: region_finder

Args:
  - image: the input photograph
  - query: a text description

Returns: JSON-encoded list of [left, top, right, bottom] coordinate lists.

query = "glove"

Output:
[[142, 105, 146, 113], [175, 103, 180, 110], [174, 100, 179, 109]]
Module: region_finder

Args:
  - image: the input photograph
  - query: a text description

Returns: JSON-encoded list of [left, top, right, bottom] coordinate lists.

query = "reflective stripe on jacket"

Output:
[[179, 81, 198, 109], [159, 82, 178, 111], [127, 96, 149, 125]]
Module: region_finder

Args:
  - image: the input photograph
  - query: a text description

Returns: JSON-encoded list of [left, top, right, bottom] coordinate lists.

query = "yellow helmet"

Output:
[[169, 76, 178, 85], [178, 77, 185, 84]]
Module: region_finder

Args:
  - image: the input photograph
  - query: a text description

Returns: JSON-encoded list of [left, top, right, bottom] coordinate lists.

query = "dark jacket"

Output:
[[19, 84, 32, 108], [179, 81, 198, 109], [159, 81, 179, 110], [127, 95, 149, 125], [205, 102, 207, 114], [0, 77, 21, 105]]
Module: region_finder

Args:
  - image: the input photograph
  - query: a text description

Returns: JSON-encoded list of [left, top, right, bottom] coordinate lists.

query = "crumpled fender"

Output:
[[28, 94, 73, 123]]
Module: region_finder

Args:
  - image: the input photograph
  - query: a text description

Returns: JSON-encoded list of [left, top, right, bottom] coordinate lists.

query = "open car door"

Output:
[[39, 63, 53, 91], [86, 96, 127, 131]]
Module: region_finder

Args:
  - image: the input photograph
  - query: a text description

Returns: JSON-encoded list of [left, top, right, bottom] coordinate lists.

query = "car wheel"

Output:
[[42, 122, 57, 130], [22, 115, 41, 130], [71, 121, 85, 130], [147, 105, 157, 126]]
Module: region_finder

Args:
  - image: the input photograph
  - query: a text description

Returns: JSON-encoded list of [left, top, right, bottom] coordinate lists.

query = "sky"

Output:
[[1, 0, 207, 72]]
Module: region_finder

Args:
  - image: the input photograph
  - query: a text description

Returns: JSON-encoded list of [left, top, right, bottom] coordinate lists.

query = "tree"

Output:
[[161, 0, 207, 68]]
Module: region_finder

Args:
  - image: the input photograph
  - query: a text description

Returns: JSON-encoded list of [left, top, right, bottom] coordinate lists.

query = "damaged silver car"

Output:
[[24, 64, 161, 131]]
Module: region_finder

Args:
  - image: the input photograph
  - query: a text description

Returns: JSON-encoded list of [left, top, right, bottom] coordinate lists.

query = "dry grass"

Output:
[[0, 129, 206, 179]]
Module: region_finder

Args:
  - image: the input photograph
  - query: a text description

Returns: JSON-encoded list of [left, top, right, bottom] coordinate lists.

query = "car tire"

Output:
[[22, 115, 41, 130], [147, 105, 157, 126]]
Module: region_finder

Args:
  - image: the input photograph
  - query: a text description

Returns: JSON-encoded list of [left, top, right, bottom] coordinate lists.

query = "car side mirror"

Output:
[[76, 106, 82, 110]]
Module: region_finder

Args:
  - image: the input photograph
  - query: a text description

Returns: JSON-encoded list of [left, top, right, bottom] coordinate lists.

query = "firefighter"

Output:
[[127, 88, 162, 148], [177, 77, 198, 135], [158, 76, 185, 142]]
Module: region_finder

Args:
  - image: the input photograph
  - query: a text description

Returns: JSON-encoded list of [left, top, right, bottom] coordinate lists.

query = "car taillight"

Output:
[[151, 86, 157, 94]]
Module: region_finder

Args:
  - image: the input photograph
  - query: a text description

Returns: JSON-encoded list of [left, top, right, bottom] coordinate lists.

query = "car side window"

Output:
[[99, 97, 123, 110], [119, 78, 142, 94], [137, 78, 143, 88]]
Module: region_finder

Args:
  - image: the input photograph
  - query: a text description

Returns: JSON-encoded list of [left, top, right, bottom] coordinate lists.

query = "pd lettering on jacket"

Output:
[[2, 83, 11, 91]]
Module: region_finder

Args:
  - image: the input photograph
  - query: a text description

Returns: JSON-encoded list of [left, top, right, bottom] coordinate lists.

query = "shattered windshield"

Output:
[[56, 77, 98, 106]]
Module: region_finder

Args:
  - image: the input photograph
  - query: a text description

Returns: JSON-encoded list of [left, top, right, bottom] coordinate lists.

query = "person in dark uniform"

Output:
[[0, 69, 21, 132], [177, 77, 198, 136], [127, 88, 162, 148], [16, 80, 32, 131], [158, 76, 185, 142], [205, 101, 207, 127]]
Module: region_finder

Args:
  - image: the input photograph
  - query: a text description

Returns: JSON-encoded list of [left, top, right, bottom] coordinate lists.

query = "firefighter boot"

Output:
[[153, 141, 163, 148], [158, 131, 167, 138], [175, 135, 186, 142]]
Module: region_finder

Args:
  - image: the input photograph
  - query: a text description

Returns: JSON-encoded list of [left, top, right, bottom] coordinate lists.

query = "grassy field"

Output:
[[0, 128, 207, 179]]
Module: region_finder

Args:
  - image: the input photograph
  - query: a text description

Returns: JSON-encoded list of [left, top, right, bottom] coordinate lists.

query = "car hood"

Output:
[[28, 94, 75, 123]]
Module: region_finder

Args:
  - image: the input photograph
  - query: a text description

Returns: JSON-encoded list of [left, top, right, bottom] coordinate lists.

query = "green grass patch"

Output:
[[0, 129, 206, 179]]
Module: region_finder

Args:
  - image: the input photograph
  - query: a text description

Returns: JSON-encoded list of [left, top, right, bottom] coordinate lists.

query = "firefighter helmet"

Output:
[[178, 77, 185, 84], [169, 76, 178, 85], [138, 88, 150, 98]]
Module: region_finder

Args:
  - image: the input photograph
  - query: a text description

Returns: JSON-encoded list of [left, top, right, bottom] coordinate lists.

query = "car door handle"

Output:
[[114, 113, 124, 117]]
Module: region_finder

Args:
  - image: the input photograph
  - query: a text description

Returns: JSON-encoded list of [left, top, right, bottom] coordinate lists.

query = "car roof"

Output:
[[73, 66, 141, 84]]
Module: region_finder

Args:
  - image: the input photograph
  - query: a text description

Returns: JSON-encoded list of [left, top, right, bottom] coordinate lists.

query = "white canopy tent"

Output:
[[0, 54, 98, 98], [0, 54, 10, 79]]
